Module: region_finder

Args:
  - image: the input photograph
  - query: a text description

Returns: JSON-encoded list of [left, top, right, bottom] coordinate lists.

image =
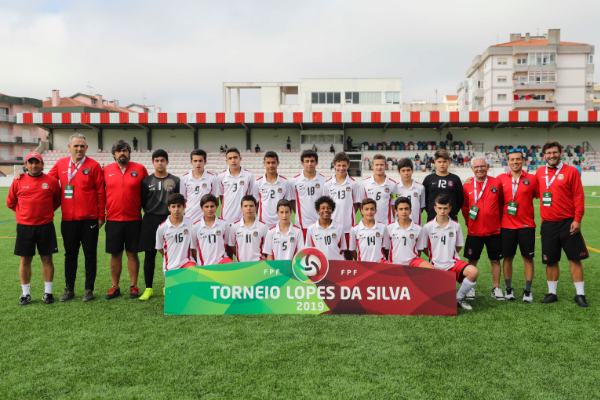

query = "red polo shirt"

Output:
[[104, 162, 148, 221], [461, 176, 503, 236], [497, 171, 539, 229], [7, 173, 61, 225], [535, 163, 584, 222]]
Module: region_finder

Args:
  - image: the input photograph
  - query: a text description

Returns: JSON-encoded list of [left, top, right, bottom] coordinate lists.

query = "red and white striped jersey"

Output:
[[359, 175, 399, 224], [420, 218, 465, 271], [155, 216, 196, 273], [264, 223, 305, 260], [324, 174, 360, 234], [252, 174, 293, 229], [291, 171, 328, 229], [305, 220, 347, 261], [192, 216, 230, 266], [180, 170, 222, 223], [395, 180, 426, 225], [228, 218, 268, 262], [387, 221, 424, 266], [348, 221, 389, 262], [218, 168, 255, 224]]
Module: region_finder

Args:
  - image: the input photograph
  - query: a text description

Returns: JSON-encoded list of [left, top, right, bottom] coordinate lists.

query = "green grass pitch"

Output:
[[1, 188, 600, 399]]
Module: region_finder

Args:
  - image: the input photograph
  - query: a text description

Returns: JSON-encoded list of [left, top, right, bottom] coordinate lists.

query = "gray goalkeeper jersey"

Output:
[[141, 173, 180, 216]]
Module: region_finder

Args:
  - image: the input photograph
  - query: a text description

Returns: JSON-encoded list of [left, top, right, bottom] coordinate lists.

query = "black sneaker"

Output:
[[82, 289, 95, 302], [129, 286, 141, 299], [42, 293, 55, 304], [574, 295, 588, 308], [19, 294, 32, 306], [542, 293, 558, 303], [105, 286, 121, 300], [59, 288, 75, 302]]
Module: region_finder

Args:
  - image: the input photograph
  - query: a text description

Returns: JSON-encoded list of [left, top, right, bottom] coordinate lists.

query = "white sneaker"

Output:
[[457, 299, 472, 310], [522, 289, 533, 303], [491, 287, 505, 300], [505, 287, 516, 300], [466, 288, 476, 300]]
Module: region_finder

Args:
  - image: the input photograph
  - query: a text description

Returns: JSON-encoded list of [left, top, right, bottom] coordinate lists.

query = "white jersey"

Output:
[[192, 217, 230, 266], [387, 221, 424, 265], [420, 218, 465, 271], [359, 175, 399, 224], [229, 218, 268, 262], [252, 174, 293, 229], [305, 220, 347, 261], [264, 223, 305, 260], [180, 170, 222, 223], [155, 216, 197, 273], [324, 174, 360, 234], [291, 171, 328, 229], [396, 180, 426, 225], [218, 168, 255, 224], [348, 221, 389, 262]]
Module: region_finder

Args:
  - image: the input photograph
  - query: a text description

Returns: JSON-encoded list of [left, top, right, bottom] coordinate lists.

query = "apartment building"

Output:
[[222, 78, 402, 113], [0, 93, 44, 162], [39, 90, 154, 113], [460, 29, 595, 112], [402, 95, 457, 112]]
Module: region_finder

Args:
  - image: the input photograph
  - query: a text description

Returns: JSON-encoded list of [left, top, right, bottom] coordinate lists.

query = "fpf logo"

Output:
[[292, 248, 329, 284]]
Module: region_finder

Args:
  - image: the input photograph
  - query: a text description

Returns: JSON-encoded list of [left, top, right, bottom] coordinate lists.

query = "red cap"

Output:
[[25, 152, 43, 163]]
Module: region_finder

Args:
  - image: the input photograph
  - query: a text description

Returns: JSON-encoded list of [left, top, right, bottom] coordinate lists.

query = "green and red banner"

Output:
[[165, 248, 457, 316]]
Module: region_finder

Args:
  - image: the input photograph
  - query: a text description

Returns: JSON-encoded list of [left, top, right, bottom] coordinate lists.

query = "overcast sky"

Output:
[[1, 0, 598, 112]]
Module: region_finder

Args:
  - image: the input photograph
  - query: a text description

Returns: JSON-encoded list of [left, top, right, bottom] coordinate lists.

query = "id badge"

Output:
[[64, 184, 74, 199], [542, 192, 552, 207], [507, 201, 518, 216], [469, 205, 479, 220]]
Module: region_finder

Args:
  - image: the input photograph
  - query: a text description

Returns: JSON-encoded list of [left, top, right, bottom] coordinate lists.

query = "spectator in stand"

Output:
[[446, 131, 453, 146], [453, 153, 459, 165], [574, 160, 582, 176], [415, 153, 420, 161], [424, 153, 428, 160], [287, 136, 291, 151], [224, 144, 228, 152], [220, 145, 225, 154], [330, 144, 335, 154], [255, 144, 261, 153], [425, 160, 432, 170], [459, 152, 463, 158], [312, 144, 318, 152], [486, 152, 494, 167], [132, 137, 138, 152], [458, 155, 464, 165]]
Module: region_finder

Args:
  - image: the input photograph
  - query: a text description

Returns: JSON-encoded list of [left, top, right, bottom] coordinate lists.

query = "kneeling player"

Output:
[[228, 195, 268, 262], [305, 196, 347, 260], [349, 199, 389, 262], [387, 197, 433, 268], [420, 194, 479, 310], [193, 194, 233, 266], [264, 199, 305, 260]]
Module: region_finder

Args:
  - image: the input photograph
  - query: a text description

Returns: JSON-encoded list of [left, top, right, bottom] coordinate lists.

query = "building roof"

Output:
[[42, 97, 138, 113], [445, 95, 458, 101], [70, 92, 97, 100], [492, 39, 587, 47], [126, 103, 149, 109]]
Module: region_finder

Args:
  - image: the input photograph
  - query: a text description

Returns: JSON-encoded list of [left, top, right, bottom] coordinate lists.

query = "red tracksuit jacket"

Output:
[[461, 176, 504, 236], [535, 164, 584, 222], [104, 162, 148, 221], [7, 173, 61, 225]]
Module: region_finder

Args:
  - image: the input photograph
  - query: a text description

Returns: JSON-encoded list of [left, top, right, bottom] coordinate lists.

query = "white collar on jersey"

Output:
[[260, 174, 283, 184], [431, 218, 454, 230], [198, 216, 222, 228], [316, 220, 339, 230], [188, 169, 210, 181], [165, 216, 192, 228], [369, 174, 393, 187], [391, 220, 417, 231], [357, 220, 381, 230], [225, 167, 247, 178], [298, 171, 323, 181], [330, 173, 353, 185], [274, 222, 296, 235], [239, 218, 262, 229]]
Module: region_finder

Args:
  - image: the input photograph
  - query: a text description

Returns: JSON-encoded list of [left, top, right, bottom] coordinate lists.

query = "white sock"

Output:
[[574, 282, 585, 296], [22, 284, 30, 296], [457, 278, 476, 300], [44, 281, 53, 294], [547, 281, 558, 295]]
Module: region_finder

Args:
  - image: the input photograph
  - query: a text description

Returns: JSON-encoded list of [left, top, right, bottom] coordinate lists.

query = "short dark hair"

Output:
[[200, 194, 219, 208], [542, 140, 563, 155], [333, 152, 350, 164], [264, 151, 279, 162], [434, 194, 451, 206], [190, 149, 207, 161], [111, 140, 131, 155], [276, 199, 292, 212], [226, 147, 240, 157], [361, 198, 377, 209], [300, 149, 318, 163], [241, 195, 258, 207], [168, 193, 185, 207], [507, 150, 523, 160], [152, 149, 168, 162], [397, 158, 413, 171], [315, 196, 336, 213], [434, 149, 451, 161], [373, 154, 386, 162], [394, 196, 412, 210]]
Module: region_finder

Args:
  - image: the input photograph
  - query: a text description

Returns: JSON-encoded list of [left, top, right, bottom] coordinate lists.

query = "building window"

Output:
[[448, 106, 455, 110], [588, 54, 594, 64], [528, 71, 556, 83], [385, 92, 400, 104], [528, 52, 556, 66], [345, 92, 381, 104], [517, 58, 527, 65], [91, 99, 97, 105], [498, 76, 507, 83], [497, 94, 507, 101], [498, 58, 507, 65], [311, 92, 341, 104]]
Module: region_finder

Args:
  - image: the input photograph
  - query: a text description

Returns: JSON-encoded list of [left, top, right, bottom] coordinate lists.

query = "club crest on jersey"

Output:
[[240, 180, 245, 185], [278, 188, 283, 193], [167, 185, 174, 190], [290, 237, 295, 243], [183, 229, 189, 235], [448, 181, 454, 187], [449, 232, 454, 238], [42, 183, 49, 189], [409, 233, 414, 239], [491, 186, 498, 194], [131, 171, 138, 177], [346, 186, 351, 191], [385, 187, 390, 193], [376, 232, 381, 238], [202, 183, 208, 188], [580, 252, 586, 257], [413, 191, 418, 197], [332, 233, 337, 240], [557, 174, 564, 180], [216, 230, 221, 236], [315, 183, 320, 189], [253, 231, 259, 237], [523, 179, 530, 185], [467, 249, 473, 255], [83, 168, 90, 175], [543, 254, 548, 261]]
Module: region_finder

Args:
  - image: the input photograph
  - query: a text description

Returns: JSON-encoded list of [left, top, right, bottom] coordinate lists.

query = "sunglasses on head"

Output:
[[508, 149, 522, 153]]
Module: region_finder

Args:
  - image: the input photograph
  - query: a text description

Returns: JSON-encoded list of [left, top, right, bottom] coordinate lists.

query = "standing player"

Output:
[[305, 196, 347, 261], [359, 154, 399, 224], [229, 195, 268, 262], [180, 149, 221, 223], [461, 156, 504, 300], [104, 140, 149, 300], [325, 152, 359, 260], [420, 194, 479, 310], [264, 199, 305, 260], [536, 141, 588, 307], [422, 150, 463, 222], [7, 152, 61, 305], [291, 150, 327, 238], [253, 151, 293, 229], [395, 158, 426, 225], [348, 199, 389, 262], [218, 147, 255, 225], [387, 197, 433, 268], [193, 194, 233, 266], [138, 150, 180, 301]]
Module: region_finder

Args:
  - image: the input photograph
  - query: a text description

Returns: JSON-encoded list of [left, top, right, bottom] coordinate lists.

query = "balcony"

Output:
[[0, 156, 24, 161], [0, 136, 40, 144], [512, 64, 556, 73], [513, 99, 555, 109], [513, 81, 557, 91], [0, 115, 16, 123]]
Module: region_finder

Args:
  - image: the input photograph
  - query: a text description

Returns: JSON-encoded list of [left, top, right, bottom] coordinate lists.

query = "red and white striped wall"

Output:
[[16, 110, 600, 125]]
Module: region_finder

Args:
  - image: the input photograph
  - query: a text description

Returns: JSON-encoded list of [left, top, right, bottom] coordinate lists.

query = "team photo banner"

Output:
[[165, 249, 457, 316]]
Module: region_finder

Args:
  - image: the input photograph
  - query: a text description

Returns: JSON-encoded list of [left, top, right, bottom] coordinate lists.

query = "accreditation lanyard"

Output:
[[507, 171, 522, 216], [469, 177, 487, 220], [65, 156, 86, 199], [543, 162, 563, 207]]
